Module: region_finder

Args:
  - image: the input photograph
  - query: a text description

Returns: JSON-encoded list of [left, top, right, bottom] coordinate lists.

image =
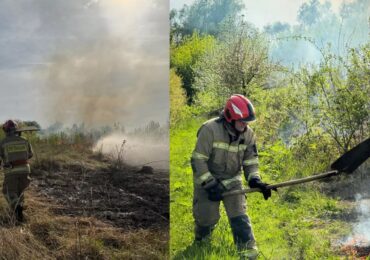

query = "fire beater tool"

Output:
[[223, 137, 370, 197], [15, 126, 41, 133]]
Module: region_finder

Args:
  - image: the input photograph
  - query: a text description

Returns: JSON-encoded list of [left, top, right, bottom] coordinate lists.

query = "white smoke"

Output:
[[0, 0, 169, 128], [93, 133, 169, 170], [339, 195, 370, 252], [350, 195, 370, 241]]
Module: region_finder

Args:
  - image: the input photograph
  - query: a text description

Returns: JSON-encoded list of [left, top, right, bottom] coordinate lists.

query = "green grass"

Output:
[[170, 117, 351, 259]]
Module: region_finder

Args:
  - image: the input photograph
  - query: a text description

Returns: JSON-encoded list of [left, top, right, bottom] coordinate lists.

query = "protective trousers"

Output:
[[2, 173, 31, 210], [192, 183, 256, 247]]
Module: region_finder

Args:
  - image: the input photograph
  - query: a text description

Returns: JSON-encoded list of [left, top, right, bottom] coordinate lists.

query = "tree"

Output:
[[171, 0, 245, 39], [170, 69, 189, 126], [170, 8, 187, 44], [22, 121, 41, 129], [296, 43, 370, 153], [193, 21, 275, 112], [264, 22, 290, 35], [297, 0, 321, 26], [171, 32, 216, 102]]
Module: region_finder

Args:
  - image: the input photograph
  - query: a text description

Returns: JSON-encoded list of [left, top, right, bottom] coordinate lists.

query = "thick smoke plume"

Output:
[[41, 0, 169, 127], [43, 39, 167, 126], [0, 0, 169, 128], [93, 133, 169, 170]]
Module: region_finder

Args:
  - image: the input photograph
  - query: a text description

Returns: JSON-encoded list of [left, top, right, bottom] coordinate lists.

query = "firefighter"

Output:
[[191, 94, 275, 259], [0, 120, 33, 222]]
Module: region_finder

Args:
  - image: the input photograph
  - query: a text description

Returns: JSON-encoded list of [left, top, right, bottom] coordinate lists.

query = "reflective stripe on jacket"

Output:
[[0, 134, 33, 174], [191, 117, 260, 189], [3, 164, 31, 175]]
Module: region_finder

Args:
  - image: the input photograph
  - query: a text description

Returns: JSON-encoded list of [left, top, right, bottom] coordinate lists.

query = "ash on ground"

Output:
[[30, 157, 168, 230]]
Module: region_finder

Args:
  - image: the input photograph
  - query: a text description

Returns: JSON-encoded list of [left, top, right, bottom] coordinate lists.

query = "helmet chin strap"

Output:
[[232, 120, 246, 134]]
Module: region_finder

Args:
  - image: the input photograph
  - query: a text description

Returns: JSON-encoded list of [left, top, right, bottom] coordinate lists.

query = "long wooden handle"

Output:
[[223, 170, 340, 197], [16, 126, 41, 132]]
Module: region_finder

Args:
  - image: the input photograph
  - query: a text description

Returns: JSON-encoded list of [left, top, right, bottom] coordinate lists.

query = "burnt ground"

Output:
[[29, 156, 169, 230], [320, 162, 370, 258], [340, 240, 370, 258]]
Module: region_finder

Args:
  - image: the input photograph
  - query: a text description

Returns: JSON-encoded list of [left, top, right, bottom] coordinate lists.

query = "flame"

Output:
[[341, 235, 370, 258]]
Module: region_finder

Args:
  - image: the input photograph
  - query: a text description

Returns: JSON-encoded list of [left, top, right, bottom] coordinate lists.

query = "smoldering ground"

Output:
[[326, 162, 370, 255], [351, 196, 370, 241], [344, 163, 370, 244], [93, 133, 169, 170], [339, 195, 370, 257]]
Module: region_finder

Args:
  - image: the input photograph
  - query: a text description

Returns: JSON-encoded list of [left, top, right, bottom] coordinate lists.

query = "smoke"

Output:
[[93, 133, 169, 170], [340, 163, 370, 247], [340, 195, 370, 252], [350, 195, 370, 241], [172, 0, 368, 67], [0, 0, 169, 128], [40, 0, 169, 127], [266, 0, 370, 66], [42, 38, 167, 126]]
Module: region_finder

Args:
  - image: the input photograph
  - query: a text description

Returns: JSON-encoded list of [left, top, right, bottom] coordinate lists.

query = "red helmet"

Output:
[[223, 94, 256, 123], [2, 120, 18, 132]]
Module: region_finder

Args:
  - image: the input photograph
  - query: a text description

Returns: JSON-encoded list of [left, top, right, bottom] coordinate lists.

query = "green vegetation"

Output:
[[170, 119, 353, 259], [170, 69, 191, 127], [170, 0, 369, 258], [171, 33, 216, 102], [170, 0, 244, 39]]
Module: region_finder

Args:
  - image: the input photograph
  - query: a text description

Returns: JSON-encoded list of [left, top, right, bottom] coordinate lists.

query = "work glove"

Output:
[[248, 178, 276, 200], [201, 178, 226, 202]]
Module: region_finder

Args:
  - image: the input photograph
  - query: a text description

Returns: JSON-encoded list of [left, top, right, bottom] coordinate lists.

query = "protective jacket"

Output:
[[191, 117, 260, 190], [0, 133, 33, 175]]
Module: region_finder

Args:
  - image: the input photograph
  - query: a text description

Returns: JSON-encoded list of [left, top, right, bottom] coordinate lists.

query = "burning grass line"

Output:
[[340, 235, 370, 258]]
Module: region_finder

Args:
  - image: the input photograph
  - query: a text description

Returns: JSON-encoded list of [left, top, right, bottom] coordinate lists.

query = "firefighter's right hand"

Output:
[[249, 178, 276, 200], [202, 178, 225, 202]]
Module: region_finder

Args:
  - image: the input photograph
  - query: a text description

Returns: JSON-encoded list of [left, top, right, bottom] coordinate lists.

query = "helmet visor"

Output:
[[241, 114, 256, 122]]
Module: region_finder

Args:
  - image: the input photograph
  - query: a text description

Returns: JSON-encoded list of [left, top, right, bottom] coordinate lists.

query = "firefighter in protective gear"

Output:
[[191, 94, 274, 259], [0, 120, 33, 222]]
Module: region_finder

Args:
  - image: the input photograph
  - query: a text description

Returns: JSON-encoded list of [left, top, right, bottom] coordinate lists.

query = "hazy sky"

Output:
[[0, 0, 169, 129], [170, 0, 357, 28]]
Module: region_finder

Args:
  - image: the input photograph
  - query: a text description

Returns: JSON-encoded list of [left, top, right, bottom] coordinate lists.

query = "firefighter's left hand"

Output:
[[206, 182, 225, 202]]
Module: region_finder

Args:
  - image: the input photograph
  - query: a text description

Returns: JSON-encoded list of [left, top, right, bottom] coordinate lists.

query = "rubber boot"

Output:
[[194, 224, 215, 242], [230, 215, 259, 260], [238, 240, 259, 260], [15, 205, 24, 223]]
